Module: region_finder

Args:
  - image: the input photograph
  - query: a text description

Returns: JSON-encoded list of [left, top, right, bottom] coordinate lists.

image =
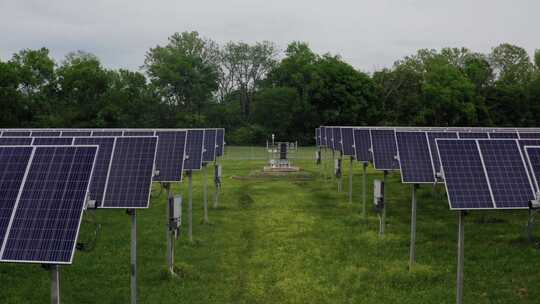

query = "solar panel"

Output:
[[101, 137, 158, 208], [341, 128, 355, 156], [73, 137, 116, 206], [32, 137, 73, 145], [123, 131, 156, 136], [0, 138, 33, 145], [215, 129, 225, 157], [477, 140, 534, 208], [488, 132, 518, 139], [395, 131, 435, 183], [436, 139, 494, 209], [370, 129, 399, 170], [0, 147, 33, 249], [153, 131, 187, 182], [0, 145, 97, 264], [353, 129, 372, 162], [31, 131, 61, 137], [332, 128, 342, 151], [426, 131, 458, 174], [320, 127, 327, 147], [92, 131, 123, 137], [524, 146, 540, 192], [519, 132, 540, 139], [184, 130, 205, 170], [458, 132, 488, 139], [315, 128, 321, 147], [2, 131, 30, 137], [61, 131, 91, 137], [203, 129, 217, 162], [325, 128, 333, 150]]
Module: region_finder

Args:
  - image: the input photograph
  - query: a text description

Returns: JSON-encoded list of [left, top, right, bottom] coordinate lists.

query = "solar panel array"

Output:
[[332, 127, 342, 151], [215, 129, 225, 157], [370, 129, 399, 171], [203, 129, 217, 162], [353, 129, 372, 162], [340, 127, 355, 156], [153, 131, 187, 182], [184, 129, 205, 171], [395, 131, 435, 183], [0, 145, 97, 264]]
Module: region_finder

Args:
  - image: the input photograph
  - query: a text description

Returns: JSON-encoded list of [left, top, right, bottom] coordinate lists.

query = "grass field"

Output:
[[1, 146, 540, 303]]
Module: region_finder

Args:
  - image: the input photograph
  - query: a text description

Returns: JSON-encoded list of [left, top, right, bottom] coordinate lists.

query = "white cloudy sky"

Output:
[[1, 0, 539, 72]]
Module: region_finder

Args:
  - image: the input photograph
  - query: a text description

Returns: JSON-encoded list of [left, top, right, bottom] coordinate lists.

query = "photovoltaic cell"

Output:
[[73, 137, 116, 206], [525, 146, 540, 192], [436, 139, 494, 209], [32, 137, 73, 145], [92, 131, 123, 137], [458, 132, 488, 139], [215, 129, 225, 157], [2, 131, 30, 137], [370, 129, 399, 170], [101, 137, 157, 208], [184, 130, 205, 170], [478, 140, 533, 208], [519, 133, 540, 139], [0, 147, 33, 248], [341, 128, 355, 156], [0, 146, 97, 264], [31, 131, 61, 137], [426, 131, 457, 174], [0, 138, 33, 145], [353, 129, 372, 162], [332, 128, 342, 151], [203, 129, 217, 162], [396, 132, 435, 183], [489, 132, 518, 139], [153, 131, 187, 182], [61, 131, 91, 137]]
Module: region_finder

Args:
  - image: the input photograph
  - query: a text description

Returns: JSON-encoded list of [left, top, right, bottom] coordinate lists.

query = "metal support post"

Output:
[[51, 265, 60, 304], [381, 170, 388, 235], [362, 162, 367, 219], [130, 209, 137, 304], [348, 157, 353, 204], [409, 184, 417, 270], [166, 185, 175, 275], [456, 211, 465, 304], [203, 164, 209, 224], [188, 171, 193, 242]]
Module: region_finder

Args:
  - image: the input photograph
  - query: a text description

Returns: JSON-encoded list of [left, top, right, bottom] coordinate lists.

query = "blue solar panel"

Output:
[[458, 132, 488, 139], [320, 127, 327, 147], [353, 129, 372, 162], [61, 131, 91, 137], [525, 146, 540, 192], [370, 129, 399, 170], [73, 137, 116, 206], [436, 139, 494, 209], [101, 137, 158, 208], [153, 131, 187, 182], [427, 131, 457, 174], [31, 131, 61, 137], [2, 131, 30, 137], [478, 140, 533, 208], [332, 128, 342, 151], [0, 147, 33, 249], [203, 129, 217, 162], [184, 130, 205, 170], [32, 137, 73, 145], [92, 131, 123, 137], [489, 132, 518, 139], [315, 128, 321, 147], [215, 129, 225, 157], [325, 128, 333, 149], [123, 131, 155, 136], [340, 128, 355, 156], [396, 131, 435, 183], [0, 138, 33, 145], [519, 133, 540, 139], [0, 145, 97, 264]]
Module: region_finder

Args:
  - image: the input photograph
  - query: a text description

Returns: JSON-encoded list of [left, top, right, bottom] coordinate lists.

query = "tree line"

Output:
[[1, 31, 539, 144]]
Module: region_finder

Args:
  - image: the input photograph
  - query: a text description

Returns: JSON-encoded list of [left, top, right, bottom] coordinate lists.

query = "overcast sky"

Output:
[[1, 0, 539, 72]]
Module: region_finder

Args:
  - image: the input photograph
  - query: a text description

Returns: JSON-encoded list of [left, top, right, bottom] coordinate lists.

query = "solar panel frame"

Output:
[[0, 145, 98, 264], [395, 131, 436, 183], [370, 129, 399, 171]]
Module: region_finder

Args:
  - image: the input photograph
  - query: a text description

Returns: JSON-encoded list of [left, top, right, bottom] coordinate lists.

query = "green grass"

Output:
[[1, 146, 539, 303]]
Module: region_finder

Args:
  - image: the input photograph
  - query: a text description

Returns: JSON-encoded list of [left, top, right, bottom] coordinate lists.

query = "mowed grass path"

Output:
[[1, 147, 540, 303]]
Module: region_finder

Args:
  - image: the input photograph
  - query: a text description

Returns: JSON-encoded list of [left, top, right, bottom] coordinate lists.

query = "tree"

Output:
[[144, 31, 219, 126], [489, 43, 533, 84], [219, 41, 278, 118]]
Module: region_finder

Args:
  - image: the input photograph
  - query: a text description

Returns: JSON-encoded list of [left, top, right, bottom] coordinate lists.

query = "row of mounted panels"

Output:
[[315, 127, 540, 211]]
